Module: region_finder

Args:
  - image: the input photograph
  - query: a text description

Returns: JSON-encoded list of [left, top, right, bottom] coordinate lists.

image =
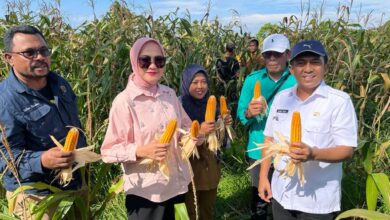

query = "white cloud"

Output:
[[135, 0, 207, 17]]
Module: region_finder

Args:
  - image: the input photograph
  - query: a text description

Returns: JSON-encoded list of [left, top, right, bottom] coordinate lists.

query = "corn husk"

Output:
[[246, 131, 306, 187], [50, 134, 101, 186], [219, 96, 236, 141], [140, 120, 177, 180], [178, 128, 200, 159]]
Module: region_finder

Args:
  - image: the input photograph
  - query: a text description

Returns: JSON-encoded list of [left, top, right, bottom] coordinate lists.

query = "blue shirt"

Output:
[[0, 70, 86, 195], [237, 68, 296, 160]]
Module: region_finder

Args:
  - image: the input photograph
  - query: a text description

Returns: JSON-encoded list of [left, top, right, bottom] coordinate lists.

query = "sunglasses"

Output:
[[8, 47, 52, 59], [262, 51, 284, 59], [138, 55, 166, 69]]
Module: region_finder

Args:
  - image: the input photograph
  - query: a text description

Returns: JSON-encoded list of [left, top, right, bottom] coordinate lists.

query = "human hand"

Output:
[[41, 147, 75, 170], [223, 112, 233, 126], [247, 99, 265, 118], [136, 140, 169, 161], [258, 177, 272, 203], [289, 142, 313, 163], [199, 121, 215, 136]]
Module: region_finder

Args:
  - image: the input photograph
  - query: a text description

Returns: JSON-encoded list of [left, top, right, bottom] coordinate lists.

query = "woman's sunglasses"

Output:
[[138, 55, 166, 68]]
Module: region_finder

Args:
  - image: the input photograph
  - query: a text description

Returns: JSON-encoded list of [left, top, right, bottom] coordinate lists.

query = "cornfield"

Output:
[[0, 0, 389, 219]]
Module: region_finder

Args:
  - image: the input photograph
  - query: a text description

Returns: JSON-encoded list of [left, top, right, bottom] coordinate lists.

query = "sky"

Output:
[[0, 0, 389, 34]]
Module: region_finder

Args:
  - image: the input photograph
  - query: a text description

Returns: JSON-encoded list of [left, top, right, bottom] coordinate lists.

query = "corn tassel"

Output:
[[205, 96, 219, 153], [252, 81, 267, 123], [50, 127, 101, 186], [181, 121, 200, 159], [219, 96, 235, 141]]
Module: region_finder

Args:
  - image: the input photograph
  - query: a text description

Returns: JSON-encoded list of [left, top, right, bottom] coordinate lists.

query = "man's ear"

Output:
[[286, 50, 291, 59], [4, 53, 13, 66], [289, 64, 294, 75], [324, 63, 329, 74]]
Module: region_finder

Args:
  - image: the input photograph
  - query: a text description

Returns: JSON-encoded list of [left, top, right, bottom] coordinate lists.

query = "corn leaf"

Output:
[[74, 196, 88, 220], [108, 176, 124, 194], [0, 214, 18, 220], [174, 203, 190, 220], [366, 174, 379, 211], [336, 208, 390, 220], [52, 197, 75, 220], [371, 173, 390, 209]]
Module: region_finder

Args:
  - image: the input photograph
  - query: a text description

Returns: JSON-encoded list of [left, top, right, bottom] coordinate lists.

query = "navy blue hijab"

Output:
[[179, 64, 209, 123]]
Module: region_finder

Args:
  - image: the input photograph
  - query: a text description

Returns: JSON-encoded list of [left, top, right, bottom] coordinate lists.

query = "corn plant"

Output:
[[0, 0, 389, 219]]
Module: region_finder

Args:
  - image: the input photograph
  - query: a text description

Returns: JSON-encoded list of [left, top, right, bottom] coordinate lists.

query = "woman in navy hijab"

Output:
[[179, 64, 232, 220]]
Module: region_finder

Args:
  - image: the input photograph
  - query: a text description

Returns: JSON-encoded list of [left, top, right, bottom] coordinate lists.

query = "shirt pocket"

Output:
[[304, 120, 331, 147], [272, 112, 289, 134], [25, 104, 54, 138]]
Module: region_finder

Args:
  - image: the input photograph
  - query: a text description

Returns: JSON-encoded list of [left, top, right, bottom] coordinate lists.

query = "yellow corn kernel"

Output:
[[290, 111, 301, 148], [160, 119, 177, 144], [253, 81, 261, 99], [205, 95, 217, 122], [190, 120, 200, 138], [63, 128, 79, 152], [220, 96, 229, 116]]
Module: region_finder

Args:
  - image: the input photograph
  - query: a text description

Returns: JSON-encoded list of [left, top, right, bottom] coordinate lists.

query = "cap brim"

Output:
[[291, 50, 326, 61], [262, 47, 287, 54]]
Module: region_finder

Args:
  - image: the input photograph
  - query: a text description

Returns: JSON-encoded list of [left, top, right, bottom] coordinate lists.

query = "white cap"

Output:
[[262, 34, 290, 53]]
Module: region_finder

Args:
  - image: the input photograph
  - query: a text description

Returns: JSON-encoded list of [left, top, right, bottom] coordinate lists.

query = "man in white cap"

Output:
[[237, 34, 297, 219]]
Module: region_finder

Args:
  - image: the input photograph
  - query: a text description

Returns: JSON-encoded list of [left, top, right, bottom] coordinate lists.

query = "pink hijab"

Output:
[[129, 37, 166, 93]]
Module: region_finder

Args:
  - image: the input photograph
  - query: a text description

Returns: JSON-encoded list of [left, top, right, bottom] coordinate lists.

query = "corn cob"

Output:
[[63, 127, 79, 152], [60, 127, 79, 185], [218, 96, 235, 141], [205, 96, 219, 153], [190, 120, 200, 138], [290, 112, 301, 146], [252, 81, 266, 123], [159, 119, 177, 144], [49, 127, 101, 187], [253, 81, 261, 99], [180, 120, 200, 159], [287, 111, 305, 186], [205, 95, 216, 122], [220, 96, 228, 116]]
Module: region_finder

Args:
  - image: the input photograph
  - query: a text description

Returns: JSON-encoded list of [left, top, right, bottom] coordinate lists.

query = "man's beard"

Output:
[[26, 61, 50, 78]]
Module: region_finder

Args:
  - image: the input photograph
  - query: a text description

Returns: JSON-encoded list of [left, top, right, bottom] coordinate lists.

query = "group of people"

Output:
[[0, 25, 357, 220]]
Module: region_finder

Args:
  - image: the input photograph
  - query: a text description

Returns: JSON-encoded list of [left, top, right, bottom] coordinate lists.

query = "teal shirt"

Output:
[[237, 68, 296, 160]]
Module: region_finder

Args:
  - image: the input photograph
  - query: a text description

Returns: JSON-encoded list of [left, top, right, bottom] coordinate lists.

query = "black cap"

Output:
[[290, 40, 327, 62]]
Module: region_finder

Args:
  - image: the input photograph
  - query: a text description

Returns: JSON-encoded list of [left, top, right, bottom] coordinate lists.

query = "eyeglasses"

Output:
[[263, 51, 284, 59], [8, 47, 52, 59], [138, 55, 166, 69]]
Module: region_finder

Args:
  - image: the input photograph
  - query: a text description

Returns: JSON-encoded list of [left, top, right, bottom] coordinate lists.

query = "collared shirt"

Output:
[[101, 75, 192, 203], [263, 81, 358, 214], [237, 68, 296, 159], [0, 70, 86, 195]]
